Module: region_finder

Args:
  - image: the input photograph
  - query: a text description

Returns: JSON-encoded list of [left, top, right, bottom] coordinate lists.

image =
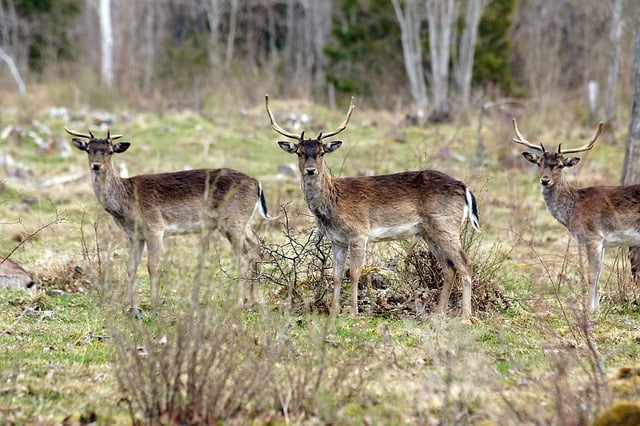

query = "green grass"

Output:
[[1, 94, 640, 423]]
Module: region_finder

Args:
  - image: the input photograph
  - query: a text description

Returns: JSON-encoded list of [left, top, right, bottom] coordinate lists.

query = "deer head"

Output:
[[265, 95, 355, 176], [65, 128, 130, 172], [512, 119, 604, 187]]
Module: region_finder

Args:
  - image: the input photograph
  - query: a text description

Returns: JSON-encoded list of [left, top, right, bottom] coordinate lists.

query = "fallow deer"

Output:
[[265, 96, 480, 317], [66, 128, 270, 311], [512, 118, 640, 313]]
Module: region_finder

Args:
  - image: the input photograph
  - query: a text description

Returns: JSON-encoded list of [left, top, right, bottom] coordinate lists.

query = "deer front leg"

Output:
[[585, 242, 604, 313], [348, 238, 367, 317], [126, 238, 145, 309], [146, 234, 163, 307], [331, 242, 348, 318]]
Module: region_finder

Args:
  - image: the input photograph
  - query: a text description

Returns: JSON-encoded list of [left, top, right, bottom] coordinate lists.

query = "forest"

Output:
[[2, 0, 640, 424]]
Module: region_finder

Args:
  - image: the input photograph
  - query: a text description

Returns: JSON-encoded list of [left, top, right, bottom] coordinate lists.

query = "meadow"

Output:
[[1, 89, 640, 424]]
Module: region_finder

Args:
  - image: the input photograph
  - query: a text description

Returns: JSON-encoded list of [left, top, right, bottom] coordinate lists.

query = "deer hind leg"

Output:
[[126, 238, 145, 309], [330, 242, 349, 318], [427, 234, 474, 318], [146, 234, 163, 307], [225, 227, 257, 307], [348, 238, 367, 317]]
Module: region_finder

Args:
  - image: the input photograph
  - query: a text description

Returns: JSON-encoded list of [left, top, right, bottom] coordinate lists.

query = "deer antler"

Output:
[[558, 122, 605, 155], [319, 96, 356, 140], [265, 95, 301, 140], [106, 129, 123, 140], [511, 119, 544, 152], [65, 127, 122, 140], [65, 127, 94, 139]]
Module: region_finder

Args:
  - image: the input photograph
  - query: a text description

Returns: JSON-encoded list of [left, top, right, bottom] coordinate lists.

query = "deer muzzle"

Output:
[[304, 167, 317, 176], [91, 163, 102, 171]]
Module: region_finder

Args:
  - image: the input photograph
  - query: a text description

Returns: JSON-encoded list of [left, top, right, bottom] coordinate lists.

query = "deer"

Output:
[[66, 128, 270, 313], [511, 118, 640, 313], [265, 95, 480, 317]]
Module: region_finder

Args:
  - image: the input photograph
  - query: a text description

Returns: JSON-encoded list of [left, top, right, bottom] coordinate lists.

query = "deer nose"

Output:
[[91, 163, 102, 171], [540, 176, 551, 186], [305, 168, 317, 176]]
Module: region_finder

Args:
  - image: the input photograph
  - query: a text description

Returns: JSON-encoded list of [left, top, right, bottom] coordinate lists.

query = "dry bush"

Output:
[[260, 205, 510, 318], [106, 223, 382, 424], [369, 226, 512, 317], [259, 207, 333, 315]]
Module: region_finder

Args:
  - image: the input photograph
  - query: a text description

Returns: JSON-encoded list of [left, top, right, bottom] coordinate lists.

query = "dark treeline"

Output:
[[0, 0, 637, 121]]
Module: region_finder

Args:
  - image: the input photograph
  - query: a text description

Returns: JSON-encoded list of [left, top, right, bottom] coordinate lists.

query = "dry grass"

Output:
[[1, 84, 640, 423]]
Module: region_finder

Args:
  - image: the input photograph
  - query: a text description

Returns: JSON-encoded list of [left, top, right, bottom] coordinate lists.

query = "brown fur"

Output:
[[517, 121, 640, 312], [68, 129, 268, 309], [267, 98, 479, 317]]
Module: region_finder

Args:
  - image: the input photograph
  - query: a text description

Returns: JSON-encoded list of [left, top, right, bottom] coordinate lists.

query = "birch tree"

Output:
[[0, 46, 26, 95], [392, 0, 428, 118], [425, 0, 457, 122], [454, 0, 488, 111], [605, 0, 623, 124], [99, 0, 114, 87], [622, 22, 640, 279]]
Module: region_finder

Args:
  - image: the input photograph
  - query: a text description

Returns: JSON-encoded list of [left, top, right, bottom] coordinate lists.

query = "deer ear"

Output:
[[564, 157, 581, 168], [325, 141, 343, 153], [521, 151, 538, 164], [71, 139, 88, 151], [277, 141, 297, 154], [113, 142, 131, 153]]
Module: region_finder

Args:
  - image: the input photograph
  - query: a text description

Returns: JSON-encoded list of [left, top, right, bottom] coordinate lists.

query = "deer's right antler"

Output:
[[265, 95, 301, 140], [511, 119, 544, 152], [65, 127, 122, 141], [65, 127, 95, 139]]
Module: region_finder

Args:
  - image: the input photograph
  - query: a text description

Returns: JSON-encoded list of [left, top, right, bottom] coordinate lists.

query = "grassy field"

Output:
[[1, 93, 640, 424]]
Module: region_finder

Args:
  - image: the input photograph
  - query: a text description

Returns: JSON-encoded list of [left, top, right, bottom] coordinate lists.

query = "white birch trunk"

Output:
[[426, 0, 457, 121], [455, 0, 487, 111], [605, 0, 623, 124], [0, 46, 26, 96], [99, 0, 114, 87], [392, 0, 428, 116]]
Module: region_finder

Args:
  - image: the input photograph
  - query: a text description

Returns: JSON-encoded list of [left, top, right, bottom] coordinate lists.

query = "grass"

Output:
[[1, 88, 640, 423]]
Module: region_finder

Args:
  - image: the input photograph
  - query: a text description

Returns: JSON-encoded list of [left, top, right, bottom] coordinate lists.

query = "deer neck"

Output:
[[91, 163, 129, 215], [301, 169, 337, 228], [541, 177, 576, 228]]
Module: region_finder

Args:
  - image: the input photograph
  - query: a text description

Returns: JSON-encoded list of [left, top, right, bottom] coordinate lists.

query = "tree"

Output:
[[99, 0, 113, 87], [425, 0, 457, 122], [392, 0, 428, 118], [454, 0, 488, 111], [622, 20, 640, 279], [605, 0, 623, 124]]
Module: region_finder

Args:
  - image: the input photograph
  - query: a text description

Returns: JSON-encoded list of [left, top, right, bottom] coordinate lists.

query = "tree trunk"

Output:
[[605, 0, 623, 124], [99, 0, 114, 87], [455, 0, 487, 112], [623, 23, 640, 280], [392, 0, 428, 120], [425, 0, 457, 122], [0, 46, 26, 95]]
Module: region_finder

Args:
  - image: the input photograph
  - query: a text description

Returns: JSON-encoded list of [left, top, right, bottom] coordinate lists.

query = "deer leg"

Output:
[[146, 234, 163, 307], [585, 242, 604, 313], [348, 238, 367, 317], [226, 229, 255, 307], [429, 235, 474, 317], [126, 238, 145, 309], [331, 242, 348, 318]]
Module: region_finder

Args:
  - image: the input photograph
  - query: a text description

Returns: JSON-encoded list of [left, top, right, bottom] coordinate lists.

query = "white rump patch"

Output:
[[368, 223, 420, 242]]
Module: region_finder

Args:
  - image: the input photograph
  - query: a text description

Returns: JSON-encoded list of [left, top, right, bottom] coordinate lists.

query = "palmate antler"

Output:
[[64, 127, 122, 140], [512, 119, 605, 154], [265, 94, 356, 140]]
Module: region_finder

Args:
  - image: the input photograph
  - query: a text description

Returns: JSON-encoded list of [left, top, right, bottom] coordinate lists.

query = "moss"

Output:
[[593, 401, 640, 426]]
